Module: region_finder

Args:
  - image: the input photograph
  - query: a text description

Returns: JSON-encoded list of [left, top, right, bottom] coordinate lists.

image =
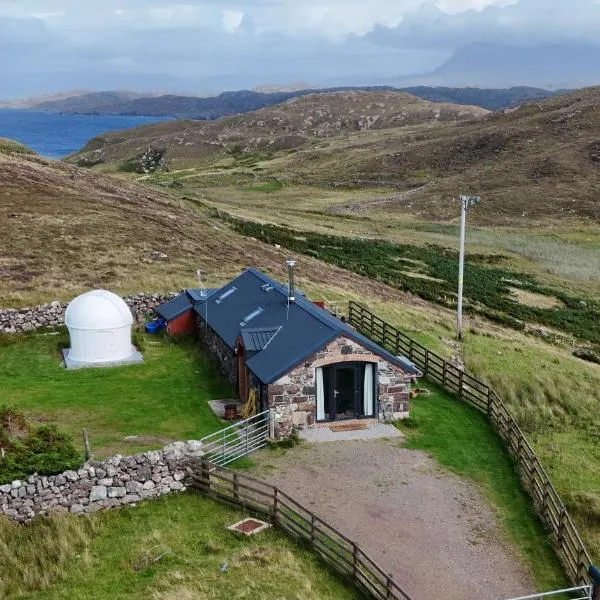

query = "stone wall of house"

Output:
[[0, 293, 177, 334], [0, 440, 205, 523], [196, 318, 237, 386], [268, 335, 413, 436]]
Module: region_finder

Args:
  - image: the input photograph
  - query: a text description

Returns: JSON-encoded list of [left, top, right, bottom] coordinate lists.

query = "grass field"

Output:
[[2, 492, 359, 600], [0, 331, 232, 457], [396, 383, 567, 589]]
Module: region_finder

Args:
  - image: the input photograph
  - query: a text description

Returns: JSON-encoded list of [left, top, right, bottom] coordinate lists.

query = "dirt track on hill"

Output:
[[253, 439, 534, 600]]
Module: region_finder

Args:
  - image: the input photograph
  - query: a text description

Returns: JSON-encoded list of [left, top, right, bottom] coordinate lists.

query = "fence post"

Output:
[[542, 480, 550, 521], [310, 513, 316, 546], [424, 350, 429, 376], [201, 459, 211, 491], [409, 338, 414, 361], [269, 408, 275, 439], [517, 435, 524, 471], [442, 361, 448, 390], [458, 370, 464, 400], [352, 543, 359, 580], [487, 387, 493, 418], [557, 507, 566, 547], [233, 472, 239, 502], [528, 456, 536, 488], [386, 575, 394, 599], [576, 546, 587, 585], [383, 321, 388, 346], [272, 487, 279, 524]]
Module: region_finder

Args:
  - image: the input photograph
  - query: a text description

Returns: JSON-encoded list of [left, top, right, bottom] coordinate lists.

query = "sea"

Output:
[[0, 109, 168, 159]]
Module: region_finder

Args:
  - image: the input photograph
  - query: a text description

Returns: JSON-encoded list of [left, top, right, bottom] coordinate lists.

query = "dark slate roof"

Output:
[[241, 327, 281, 352], [193, 268, 420, 384], [156, 289, 216, 321]]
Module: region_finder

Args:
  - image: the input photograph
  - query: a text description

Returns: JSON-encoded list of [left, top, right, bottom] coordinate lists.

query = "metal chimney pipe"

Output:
[[286, 260, 296, 302]]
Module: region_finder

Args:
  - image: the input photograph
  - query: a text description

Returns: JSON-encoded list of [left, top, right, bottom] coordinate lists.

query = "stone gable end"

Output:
[[268, 335, 412, 434]]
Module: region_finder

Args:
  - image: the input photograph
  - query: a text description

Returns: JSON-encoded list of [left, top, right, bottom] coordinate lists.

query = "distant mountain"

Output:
[[419, 43, 600, 89], [0, 89, 91, 109], [32, 90, 165, 114], [21, 85, 561, 119], [400, 86, 565, 112]]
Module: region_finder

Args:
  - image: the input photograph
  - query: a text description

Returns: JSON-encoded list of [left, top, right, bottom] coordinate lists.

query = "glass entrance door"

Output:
[[334, 367, 357, 420], [316, 362, 376, 422]]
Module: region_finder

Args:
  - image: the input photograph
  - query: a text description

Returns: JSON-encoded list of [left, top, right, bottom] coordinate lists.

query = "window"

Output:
[[215, 286, 237, 304], [240, 307, 264, 327]]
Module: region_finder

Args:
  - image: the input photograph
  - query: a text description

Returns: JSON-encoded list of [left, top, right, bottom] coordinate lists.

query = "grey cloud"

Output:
[[367, 0, 600, 49], [0, 0, 599, 97]]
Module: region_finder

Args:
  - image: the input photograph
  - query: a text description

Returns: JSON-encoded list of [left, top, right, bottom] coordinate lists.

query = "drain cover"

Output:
[[227, 517, 271, 536]]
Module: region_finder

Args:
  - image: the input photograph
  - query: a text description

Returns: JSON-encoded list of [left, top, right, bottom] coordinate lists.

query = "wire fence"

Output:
[[347, 301, 593, 586], [187, 459, 415, 600]]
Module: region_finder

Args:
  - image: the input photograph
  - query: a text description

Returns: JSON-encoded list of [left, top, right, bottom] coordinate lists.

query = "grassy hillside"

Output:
[[1, 493, 359, 599], [68, 90, 487, 170], [0, 146, 417, 308], [0, 137, 34, 156]]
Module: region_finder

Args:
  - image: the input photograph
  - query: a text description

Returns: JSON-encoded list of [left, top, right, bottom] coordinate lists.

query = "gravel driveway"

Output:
[[252, 438, 534, 600]]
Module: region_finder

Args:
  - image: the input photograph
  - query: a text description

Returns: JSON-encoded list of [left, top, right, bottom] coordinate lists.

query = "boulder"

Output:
[[89, 485, 107, 502]]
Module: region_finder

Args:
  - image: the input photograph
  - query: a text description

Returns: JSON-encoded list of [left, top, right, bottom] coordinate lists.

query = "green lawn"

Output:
[[396, 383, 567, 590], [3, 492, 359, 600], [0, 331, 233, 457]]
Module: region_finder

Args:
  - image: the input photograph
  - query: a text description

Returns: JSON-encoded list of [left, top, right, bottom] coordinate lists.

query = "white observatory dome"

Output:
[[65, 290, 135, 365]]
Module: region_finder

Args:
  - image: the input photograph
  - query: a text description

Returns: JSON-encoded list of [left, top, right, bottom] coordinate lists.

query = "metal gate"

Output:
[[199, 410, 270, 467], [500, 585, 593, 600]]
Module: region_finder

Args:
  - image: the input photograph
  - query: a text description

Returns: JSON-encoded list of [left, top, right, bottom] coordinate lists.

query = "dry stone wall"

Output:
[[0, 293, 177, 334], [0, 440, 206, 522]]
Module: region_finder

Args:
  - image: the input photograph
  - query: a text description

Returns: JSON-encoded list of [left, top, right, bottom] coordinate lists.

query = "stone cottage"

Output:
[[157, 266, 420, 435]]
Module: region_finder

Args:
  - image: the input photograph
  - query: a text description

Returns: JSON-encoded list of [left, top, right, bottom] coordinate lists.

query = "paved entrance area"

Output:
[[299, 421, 403, 442], [253, 438, 534, 600]]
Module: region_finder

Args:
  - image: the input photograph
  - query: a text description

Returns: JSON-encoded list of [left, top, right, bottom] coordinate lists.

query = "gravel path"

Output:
[[253, 439, 534, 600]]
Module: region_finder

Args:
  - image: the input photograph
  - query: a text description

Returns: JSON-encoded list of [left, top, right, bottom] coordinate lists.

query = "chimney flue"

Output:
[[286, 260, 296, 302]]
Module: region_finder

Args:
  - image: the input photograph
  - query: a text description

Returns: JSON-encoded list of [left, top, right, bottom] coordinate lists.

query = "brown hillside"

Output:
[[71, 87, 600, 225], [305, 87, 600, 224], [0, 150, 405, 306], [69, 90, 488, 168]]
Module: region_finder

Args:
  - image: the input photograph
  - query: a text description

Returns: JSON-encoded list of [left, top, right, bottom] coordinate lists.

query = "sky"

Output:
[[1, 0, 599, 97]]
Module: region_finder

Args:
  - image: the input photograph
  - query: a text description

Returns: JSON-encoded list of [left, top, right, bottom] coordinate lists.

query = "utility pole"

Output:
[[456, 194, 480, 341]]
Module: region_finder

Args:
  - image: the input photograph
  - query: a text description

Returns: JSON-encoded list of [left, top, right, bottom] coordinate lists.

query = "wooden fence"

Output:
[[347, 301, 593, 586], [187, 459, 414, 600]]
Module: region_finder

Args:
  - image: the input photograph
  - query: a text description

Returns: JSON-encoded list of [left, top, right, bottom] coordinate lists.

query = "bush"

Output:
[[0, 407, 81, 483], [572, 347, 600, 365]]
